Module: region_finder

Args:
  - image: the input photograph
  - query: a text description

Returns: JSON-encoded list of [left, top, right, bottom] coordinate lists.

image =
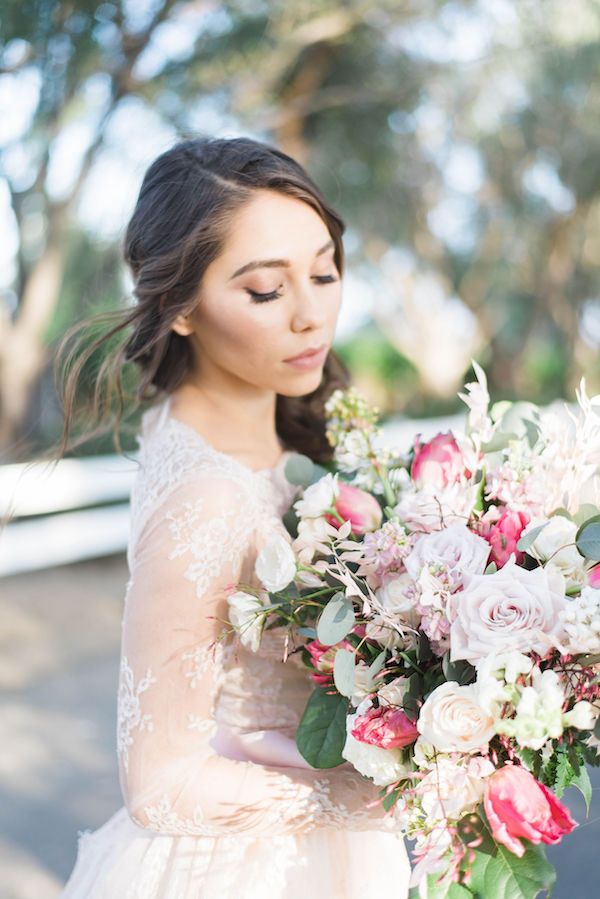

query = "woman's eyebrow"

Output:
[[228, 238, 334, 280]]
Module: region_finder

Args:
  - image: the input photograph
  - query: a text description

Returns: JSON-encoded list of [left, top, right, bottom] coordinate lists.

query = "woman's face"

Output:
[[171, 189, 343, 397]]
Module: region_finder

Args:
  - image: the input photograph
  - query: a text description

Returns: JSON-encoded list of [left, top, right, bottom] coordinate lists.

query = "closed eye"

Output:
[[247, 274, 338, 304]]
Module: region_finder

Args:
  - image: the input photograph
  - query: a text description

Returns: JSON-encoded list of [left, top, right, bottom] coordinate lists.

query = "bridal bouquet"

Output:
[[227, 361, 600, 898]]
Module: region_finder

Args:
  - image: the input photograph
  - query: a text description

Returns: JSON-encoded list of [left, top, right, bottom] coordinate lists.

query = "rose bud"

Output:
[[411, 431, 470, 489], [324, 482, 382, 535]]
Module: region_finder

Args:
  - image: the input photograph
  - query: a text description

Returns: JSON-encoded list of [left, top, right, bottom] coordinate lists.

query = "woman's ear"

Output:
[[171, 313, 194, 337]]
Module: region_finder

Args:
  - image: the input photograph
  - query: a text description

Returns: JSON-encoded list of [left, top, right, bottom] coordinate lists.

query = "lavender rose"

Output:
[[450, 554, 567, 663]]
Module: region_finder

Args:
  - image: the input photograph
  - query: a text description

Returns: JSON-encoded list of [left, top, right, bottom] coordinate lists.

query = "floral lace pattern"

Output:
[[117, 656, 156, 773]]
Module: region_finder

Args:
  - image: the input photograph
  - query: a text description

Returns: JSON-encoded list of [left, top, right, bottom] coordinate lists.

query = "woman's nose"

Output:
[[290, 279, 330, 331]]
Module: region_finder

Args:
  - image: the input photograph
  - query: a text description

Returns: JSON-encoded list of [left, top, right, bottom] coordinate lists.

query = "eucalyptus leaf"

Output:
[[316, 592, 356, 645], [516, 521, 550, 553], [284, 452, 316, 486], [333, 647, 356, 697], [309, 462, 330, 484], [549, 507, 573, 520], [484, 561, 498, 574], [575, 516, 600, 561], [574, 503, 600, 527], [296, 686, 349, 767], [296, 626, 317, 638]]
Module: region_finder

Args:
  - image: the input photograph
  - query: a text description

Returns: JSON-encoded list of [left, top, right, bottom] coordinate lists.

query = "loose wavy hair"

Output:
[[52, 135, 351, 466]]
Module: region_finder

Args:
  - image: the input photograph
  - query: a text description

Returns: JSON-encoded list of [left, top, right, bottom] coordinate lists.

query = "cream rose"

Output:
[[417, 681, 496, 753], [450, 554, 567, 663], [525, 515, 583, 577], [255, 533, 297, 592]]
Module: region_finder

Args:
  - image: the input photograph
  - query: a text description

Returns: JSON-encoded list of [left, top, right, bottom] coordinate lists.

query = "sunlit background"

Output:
[[1, 1, 599, 895]]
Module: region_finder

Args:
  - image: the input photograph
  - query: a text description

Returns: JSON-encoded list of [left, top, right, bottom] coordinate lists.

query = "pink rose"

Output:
[[411, 432, 470, 489], [476, 507, 530, 568], [324, 482, 382, 535], [351, 704, 419, 749], [588, 563, 600, 589], [484, 765, 577, 858]]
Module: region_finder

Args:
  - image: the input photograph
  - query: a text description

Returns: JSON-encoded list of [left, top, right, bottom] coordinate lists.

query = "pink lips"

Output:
[[284, 344, 329, 370]]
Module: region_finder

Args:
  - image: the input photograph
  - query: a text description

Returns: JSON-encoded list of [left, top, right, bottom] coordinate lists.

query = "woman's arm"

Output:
[[118, 472, 400, 837]]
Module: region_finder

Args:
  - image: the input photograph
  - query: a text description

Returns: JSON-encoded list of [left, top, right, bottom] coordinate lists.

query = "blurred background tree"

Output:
[[1, 0, 599, 460]]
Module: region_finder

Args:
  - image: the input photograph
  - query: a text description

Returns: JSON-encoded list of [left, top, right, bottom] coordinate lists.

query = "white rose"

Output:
[[342, 702, 411, 786], [416, 755, 495, 821], [404, 522, 491, 587], [450, 554, 567, 663], [227, 591, 269, 653], [293, 472, 339, 519], [255, 533, 297, 592], [526, 515, 583, 576], [417, 681, 496, 753]]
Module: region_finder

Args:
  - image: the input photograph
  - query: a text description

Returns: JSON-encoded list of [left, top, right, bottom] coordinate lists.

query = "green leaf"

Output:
[[572, 765, 593, 814], [442, 653, 477, 686], [484, 560, 498, 574], [403, 673, 424, 722], [574, 503, 600, 527], [296, 687, 349, 767], [463, 812, 556, 899], [333, 647, 356, 698], [316, 592, 356, 645], [296, 626, 317, 638], [549, 507, 573, 520], [408, 875, 474, 898], [575, 516, 600, 561], [517, 521, 550, 553], [368, 647, 388, 679], [284, 452, 316, 486]]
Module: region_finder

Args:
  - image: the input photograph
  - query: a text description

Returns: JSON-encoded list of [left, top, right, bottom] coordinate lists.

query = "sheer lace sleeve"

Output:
[[118, 470, 402, 837]]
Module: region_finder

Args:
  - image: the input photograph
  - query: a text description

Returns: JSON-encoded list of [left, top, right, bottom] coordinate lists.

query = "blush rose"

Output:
[[484, 764, 577, 857]]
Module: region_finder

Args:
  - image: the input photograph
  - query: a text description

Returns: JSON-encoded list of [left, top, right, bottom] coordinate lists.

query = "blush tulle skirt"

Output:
[[59, 804, 411, 898]]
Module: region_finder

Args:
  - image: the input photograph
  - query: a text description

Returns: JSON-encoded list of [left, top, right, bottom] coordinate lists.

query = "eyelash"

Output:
[[247, 274, 338, 304]]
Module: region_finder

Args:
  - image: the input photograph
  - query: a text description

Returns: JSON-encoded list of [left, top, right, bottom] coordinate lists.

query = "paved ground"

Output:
[[1, 554, 598, 897]]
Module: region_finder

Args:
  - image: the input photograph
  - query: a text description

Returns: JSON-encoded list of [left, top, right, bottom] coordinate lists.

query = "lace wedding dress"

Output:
[[59, 396, 411, 898]]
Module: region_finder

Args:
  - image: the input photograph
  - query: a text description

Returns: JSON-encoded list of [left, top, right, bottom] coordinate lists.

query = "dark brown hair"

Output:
[[52, 135, 351, 467]]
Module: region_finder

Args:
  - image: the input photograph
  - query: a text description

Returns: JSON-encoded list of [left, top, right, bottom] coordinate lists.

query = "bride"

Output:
[[57, 136, 411, 898]]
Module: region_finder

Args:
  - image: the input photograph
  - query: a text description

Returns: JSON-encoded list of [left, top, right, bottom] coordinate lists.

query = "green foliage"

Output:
[[457, 811, 556, 899], [316, 592, 356, 645], [575, 516, 600, 561], [332, 646, 356, 697], [295, 686, 349, 768]]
